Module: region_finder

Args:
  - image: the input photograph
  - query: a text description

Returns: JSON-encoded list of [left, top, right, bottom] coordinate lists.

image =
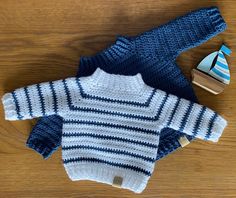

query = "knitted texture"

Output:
[[27, 6, 227, 159], [2, 69, 227, 193]]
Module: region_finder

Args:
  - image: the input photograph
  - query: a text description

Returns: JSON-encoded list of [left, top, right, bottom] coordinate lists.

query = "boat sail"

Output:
[[192, 45, 231, 94]]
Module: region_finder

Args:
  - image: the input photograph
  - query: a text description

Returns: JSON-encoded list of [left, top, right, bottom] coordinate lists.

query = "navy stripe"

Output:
[[63, 79, 168, 122], [64, 119, 159, 135], [205, 113, 218, 140], [62, 132, 158, 149], [167, 97, 181, 126], [49, 81, 58, 114], [192, 106, 207, 136], [155, 92, 169, 120], [24, 87, 33, 117], [11, 91, 23, 120], [179, 101, 194, 132], [63, 157, 151, 176], [36, 84, 46, 116], [62, 145, 155, 162], [75, 78, 157, 107]]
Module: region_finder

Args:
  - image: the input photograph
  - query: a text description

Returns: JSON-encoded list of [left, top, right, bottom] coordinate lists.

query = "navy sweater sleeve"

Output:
[[134, 7, 226, 59]]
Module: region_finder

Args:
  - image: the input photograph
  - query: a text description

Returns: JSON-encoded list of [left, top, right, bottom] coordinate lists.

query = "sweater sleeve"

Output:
[[2, 79, 66, 121], [134, 7, 226, 59], [165, 95, 227, 142], [26, 115, 63, 159]]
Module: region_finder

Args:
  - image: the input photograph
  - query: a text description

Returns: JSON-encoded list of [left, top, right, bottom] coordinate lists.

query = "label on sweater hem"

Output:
[[112, 176, 123, 188]]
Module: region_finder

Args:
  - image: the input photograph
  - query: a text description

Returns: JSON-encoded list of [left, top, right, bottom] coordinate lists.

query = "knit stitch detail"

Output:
[[2, 69, 227, 192], [26, 6, 226, 160]]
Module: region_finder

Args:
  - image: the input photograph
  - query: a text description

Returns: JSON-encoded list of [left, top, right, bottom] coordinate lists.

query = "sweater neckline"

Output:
[[78, 36, 133, 76], [84, 68, 145, 93]]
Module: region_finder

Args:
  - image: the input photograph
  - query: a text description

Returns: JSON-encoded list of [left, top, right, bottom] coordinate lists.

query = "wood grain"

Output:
[[0, 1, 236, 197]]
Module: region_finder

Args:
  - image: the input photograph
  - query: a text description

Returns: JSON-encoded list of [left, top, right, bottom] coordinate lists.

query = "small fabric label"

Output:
[[112, 176, 123, 188], [178, 136, 190, 147]]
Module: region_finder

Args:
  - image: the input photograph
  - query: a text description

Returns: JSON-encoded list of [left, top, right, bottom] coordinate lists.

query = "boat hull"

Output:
[[191, 69, 226, 94]]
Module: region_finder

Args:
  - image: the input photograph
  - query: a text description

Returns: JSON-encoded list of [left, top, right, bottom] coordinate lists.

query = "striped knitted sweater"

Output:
[[2, 68, 227, 193], [27, 7, 227, 159]]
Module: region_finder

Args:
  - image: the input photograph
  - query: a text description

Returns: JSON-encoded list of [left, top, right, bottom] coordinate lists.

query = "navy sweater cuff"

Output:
[[207, 7, 227, 32], [26, 138, 59, 159]]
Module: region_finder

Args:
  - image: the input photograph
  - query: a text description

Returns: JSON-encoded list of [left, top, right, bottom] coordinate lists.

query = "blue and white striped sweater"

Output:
[[2, 68, 227, 193]]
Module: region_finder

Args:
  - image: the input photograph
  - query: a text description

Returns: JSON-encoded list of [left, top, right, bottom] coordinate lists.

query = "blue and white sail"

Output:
[[197, 45, 231, 85]]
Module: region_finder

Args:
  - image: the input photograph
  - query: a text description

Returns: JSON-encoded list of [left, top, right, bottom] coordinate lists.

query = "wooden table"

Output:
[[0, 1, 235, 197]]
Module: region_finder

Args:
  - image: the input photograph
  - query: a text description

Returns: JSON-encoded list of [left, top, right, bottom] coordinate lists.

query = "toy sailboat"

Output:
[[192, 45, 232, 94]]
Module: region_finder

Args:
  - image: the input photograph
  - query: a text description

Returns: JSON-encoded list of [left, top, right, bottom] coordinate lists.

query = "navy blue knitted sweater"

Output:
[[27, 7, 226, 159]]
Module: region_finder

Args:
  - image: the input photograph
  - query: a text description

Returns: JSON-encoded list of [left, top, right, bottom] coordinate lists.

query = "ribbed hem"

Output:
[[2, 93, 18, 120], [26, 138, 58, 159], [64, 163, 149, 193], [207, 7, 227, 32]]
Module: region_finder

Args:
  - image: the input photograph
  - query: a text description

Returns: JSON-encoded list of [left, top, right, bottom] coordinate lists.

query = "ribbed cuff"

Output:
[[208, 115, 227, 142], [64, 163, 149, 193], [2, 93, 18, 120], [207, 7, 227, 32], [26, 138, 58, 159]]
